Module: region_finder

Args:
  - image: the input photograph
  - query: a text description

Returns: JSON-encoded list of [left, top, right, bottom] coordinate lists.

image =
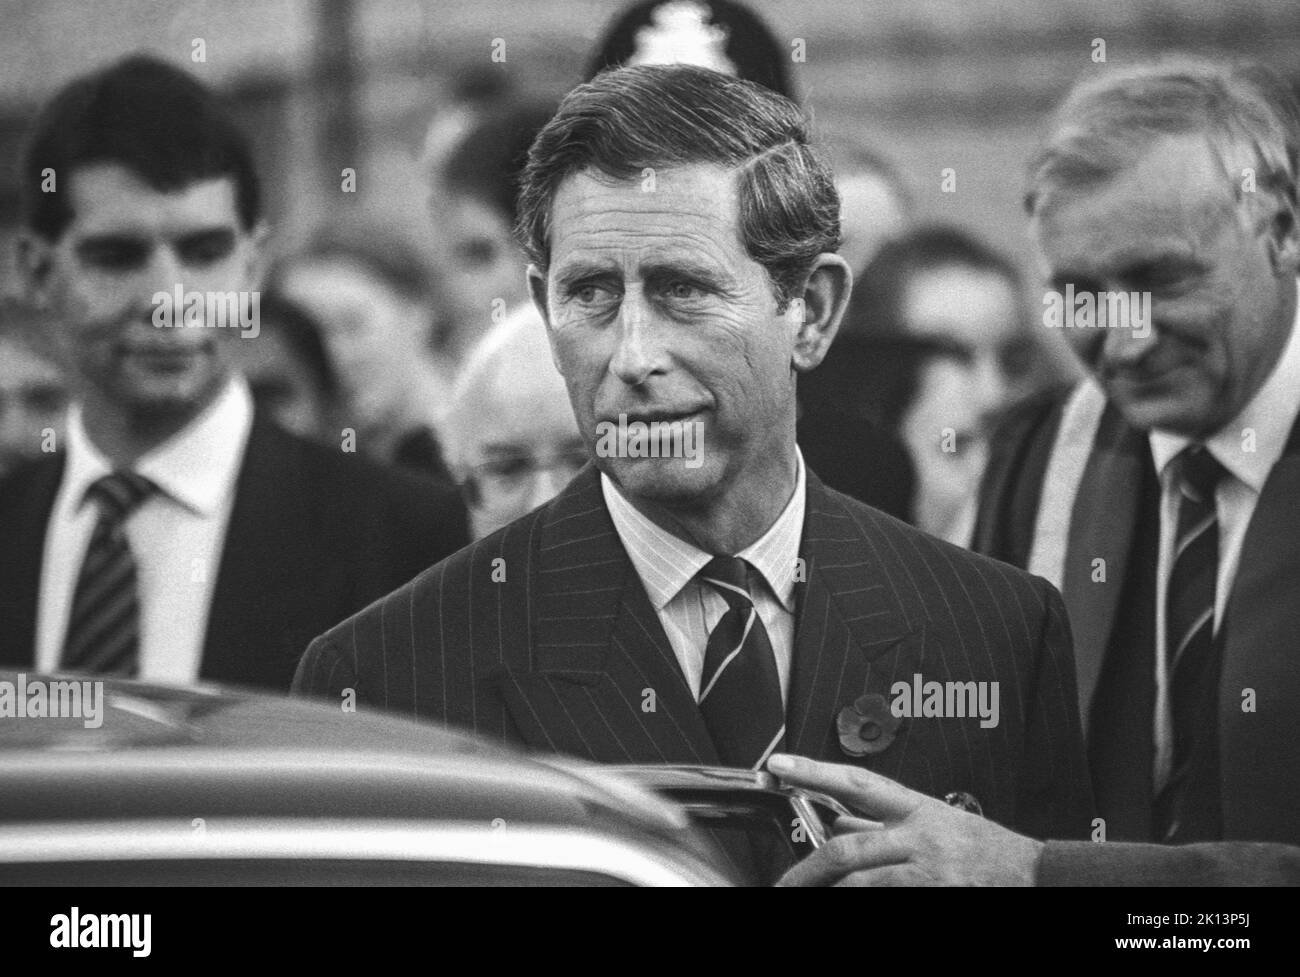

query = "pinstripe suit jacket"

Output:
[[293, 464, 1094, 840]]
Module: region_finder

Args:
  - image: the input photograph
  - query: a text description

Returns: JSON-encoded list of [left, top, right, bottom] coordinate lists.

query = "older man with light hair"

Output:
[[439, 303, 586, 540], [782, 55, 1300, 886]]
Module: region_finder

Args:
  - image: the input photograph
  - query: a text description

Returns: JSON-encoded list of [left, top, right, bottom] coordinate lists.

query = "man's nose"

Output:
[[608, 291, 663, 386], [973, 356, 1011, 421], [1100, 310, 1158, 364]]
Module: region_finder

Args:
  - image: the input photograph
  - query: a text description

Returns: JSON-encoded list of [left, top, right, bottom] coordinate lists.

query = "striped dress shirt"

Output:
[[601, 451, 805, 705]]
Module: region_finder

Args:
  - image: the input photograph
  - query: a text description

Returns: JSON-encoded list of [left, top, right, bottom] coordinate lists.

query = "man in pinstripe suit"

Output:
[[293, 64, 1092, 850]]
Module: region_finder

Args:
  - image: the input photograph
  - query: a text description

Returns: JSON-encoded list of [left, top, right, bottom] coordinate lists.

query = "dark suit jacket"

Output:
[[0, 416, 469, 691], [294, 464, 1093, 841], [975, 386, 1300, 846]]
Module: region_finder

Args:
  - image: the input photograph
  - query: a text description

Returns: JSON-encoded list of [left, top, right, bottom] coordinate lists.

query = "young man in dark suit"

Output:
[[975, 57, 1300, 852], [295, 65, 1092, 847], [0, 55, 467, 691]]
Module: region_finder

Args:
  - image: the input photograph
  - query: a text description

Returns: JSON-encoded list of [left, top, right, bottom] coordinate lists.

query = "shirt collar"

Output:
[[1150, 279, 1300, 493], [602, 448, 806, 613], [66, 374, 254, 516]]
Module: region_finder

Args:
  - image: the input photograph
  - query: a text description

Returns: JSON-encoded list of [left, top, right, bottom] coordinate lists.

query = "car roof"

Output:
[[0, 672, 688, 837]]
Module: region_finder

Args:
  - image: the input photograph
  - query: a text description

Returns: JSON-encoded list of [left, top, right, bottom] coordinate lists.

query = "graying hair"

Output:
[[1025, 56, 1300, 220], [516, 64, 840, 310]]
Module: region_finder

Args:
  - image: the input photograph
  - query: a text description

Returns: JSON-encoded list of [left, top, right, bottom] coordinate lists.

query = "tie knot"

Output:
[[1175, 446, 1227, 504], [87, 471, 156, 522], [699, 555, 753, 609]]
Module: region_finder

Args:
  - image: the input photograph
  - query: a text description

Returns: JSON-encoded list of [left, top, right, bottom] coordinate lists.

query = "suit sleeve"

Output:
[[1038, 840, 1300, 886], [291, 632, 358, 702], [1015, 578, 1096, 840]]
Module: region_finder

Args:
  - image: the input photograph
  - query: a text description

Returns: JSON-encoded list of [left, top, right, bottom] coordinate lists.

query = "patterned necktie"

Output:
[[61, 471, 156, 676], [697, 556, 786, 769], [1154, 445, 1227, 842]]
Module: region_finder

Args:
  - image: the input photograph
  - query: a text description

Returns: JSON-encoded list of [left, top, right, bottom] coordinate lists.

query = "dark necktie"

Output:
[[1154, 445, 1227, 842], [61, 471, 156, 676], [697, 556, 786, 769]]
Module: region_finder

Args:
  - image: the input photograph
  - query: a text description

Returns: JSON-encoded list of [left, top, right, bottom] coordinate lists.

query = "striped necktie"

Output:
[[697, 556, 786, 769], [61, 471, 156, 676], [1154, 445, 1227, 842]]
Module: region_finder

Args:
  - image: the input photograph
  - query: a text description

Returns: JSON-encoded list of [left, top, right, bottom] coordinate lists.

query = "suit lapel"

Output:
[[1060, 403, 1149, 737], [498, 467, 716, 763], [0, 456, 65, 667], [786, 473, 914, 762], [1219, 413, 1300, 840], [203, 420, 320, 687]]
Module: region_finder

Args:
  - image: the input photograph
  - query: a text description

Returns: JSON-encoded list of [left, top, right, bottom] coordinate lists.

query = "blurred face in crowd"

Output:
[[226, 324, 332, 442], [530, 163, 847, 515], [445, 310, 586, 539], [899, 355, 989, 545], [278, 257, 432, 438], [428, 192, 529, 359], [1034, 133, 1300, 437], [0, 334, 68, 476], [20, 165, 262, 426], [898, 262, 1029, 432]]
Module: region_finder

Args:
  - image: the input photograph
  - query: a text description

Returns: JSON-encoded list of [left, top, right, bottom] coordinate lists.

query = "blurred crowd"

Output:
[[1, 0, 1077, 550]]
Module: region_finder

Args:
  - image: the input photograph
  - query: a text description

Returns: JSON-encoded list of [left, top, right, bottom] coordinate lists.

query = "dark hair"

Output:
[[442, 101, 556, 229], [517, 64, 839, 309], [255, 291, 338, 400], [21, 54, 261, 242], [840, 224, 1022, 341], [802, 334, 955, 429], [586, 0, 795, 101]]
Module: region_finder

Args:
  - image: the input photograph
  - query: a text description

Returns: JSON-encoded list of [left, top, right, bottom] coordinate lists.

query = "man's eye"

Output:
[[484, 456, 532, 480], [572, 284, 613, 305], [178, 233, 236, 267], [455, 238, 498, 268], [79, 241, 150, 271], [664, 281, 704, 300]]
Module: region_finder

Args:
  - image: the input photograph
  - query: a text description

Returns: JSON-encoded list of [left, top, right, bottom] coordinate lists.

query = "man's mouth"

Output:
[[118, 340, 213, 369], [605, 408, 707, 426]]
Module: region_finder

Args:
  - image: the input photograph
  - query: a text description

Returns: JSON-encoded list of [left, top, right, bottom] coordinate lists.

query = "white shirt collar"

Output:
[[65, 374, 254, 516], [1150, 279, 1300, 491], [602, 448, 806, 613]]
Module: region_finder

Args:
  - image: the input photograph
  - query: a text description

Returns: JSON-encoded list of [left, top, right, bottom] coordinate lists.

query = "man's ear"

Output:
[[790, 253, 853, 373], [1266, 194, 1300, 275], [245, 221, 271, 287], [526, 264, 550, 327], [527, 263, 566, 375], [17, 231, 56, 310]]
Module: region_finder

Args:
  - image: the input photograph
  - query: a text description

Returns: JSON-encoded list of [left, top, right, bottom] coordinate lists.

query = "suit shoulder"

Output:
[[274, 425, 458, 506], [0, 453, 64, 501], [315, 498, 547, 638], [828, 486, 1055, 605]]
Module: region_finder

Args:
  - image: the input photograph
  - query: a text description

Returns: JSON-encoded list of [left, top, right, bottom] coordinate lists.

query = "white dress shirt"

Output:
[[602, 450, 806, 705], [1148, 284, 1300, 783], [37, 375, 254, 684]]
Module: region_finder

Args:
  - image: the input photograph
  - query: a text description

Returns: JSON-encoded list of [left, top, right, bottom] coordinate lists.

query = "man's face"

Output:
[[428, 193, 529, 355], [458, 372, 586, 540], [22, 164, 261, 422], [532, 163, 806, 508], [278, 258, 430, 436], [0, 335, 68, 477], [900, 264, 1029, 429], [1034, 133, 1298, 436]]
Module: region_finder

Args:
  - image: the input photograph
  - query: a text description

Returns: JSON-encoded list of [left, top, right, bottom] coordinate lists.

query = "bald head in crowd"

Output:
[[441, 304, 586, 539]]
